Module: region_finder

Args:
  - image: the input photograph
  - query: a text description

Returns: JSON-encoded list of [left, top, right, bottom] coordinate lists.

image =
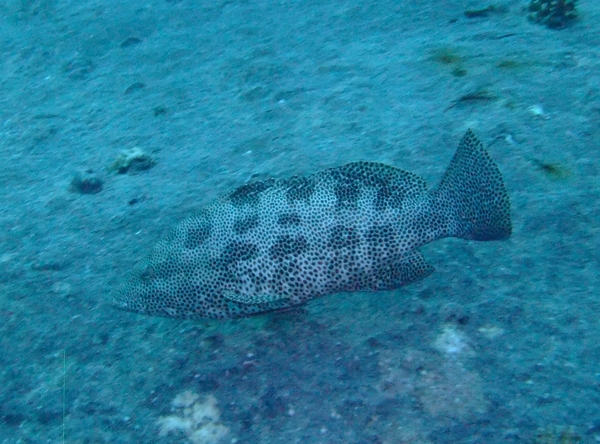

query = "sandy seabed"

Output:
[[0, 1, 599, 443]]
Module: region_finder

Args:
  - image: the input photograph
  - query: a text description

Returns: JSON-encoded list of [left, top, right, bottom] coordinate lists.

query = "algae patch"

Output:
[[531, 159, 572, 180], [429, 47, 468, 77]]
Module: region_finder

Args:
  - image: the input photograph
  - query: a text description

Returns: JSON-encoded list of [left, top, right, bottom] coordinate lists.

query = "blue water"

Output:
[[1, 1, 598, 442]]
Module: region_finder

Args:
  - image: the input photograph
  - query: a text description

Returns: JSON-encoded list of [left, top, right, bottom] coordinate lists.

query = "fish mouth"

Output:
[[111, 282, 148, 315], [111, 295, 142, 314], [112, 288, 191, 319]]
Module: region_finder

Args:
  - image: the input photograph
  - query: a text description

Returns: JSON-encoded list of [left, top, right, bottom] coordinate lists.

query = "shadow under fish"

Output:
[[114, 130, 512, 319]]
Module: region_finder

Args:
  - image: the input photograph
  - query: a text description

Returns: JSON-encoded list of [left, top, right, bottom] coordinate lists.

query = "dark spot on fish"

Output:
[[277, 213, 302, 226], [328, 225, 360, 250], [366, 224, 395, 247], [221, 241, 259, 264], [338, 162, 382, 187], [282, 176, 315, 202], [184, 221, 212, 248], [273, 258, 303, 290], [153, 260, 180, 279], [269, 235, 309, 259], [328, 170, 361, 209], [374, 184, 396, 210], [176, 282, 203, 310], [146, 288, 170, 307], [244, 270, 269, 287], [228, 179, 276, 206], [233, 214, 260, 234], [326, 255, 363, 289], [336, 162, 417, 210]]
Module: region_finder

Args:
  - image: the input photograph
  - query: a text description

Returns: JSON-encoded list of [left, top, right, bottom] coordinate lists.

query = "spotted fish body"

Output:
[[115, 130, 511, 319]]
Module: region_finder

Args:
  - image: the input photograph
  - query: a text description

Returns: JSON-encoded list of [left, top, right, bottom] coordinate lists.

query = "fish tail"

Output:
[[432, 130, 512, 241]]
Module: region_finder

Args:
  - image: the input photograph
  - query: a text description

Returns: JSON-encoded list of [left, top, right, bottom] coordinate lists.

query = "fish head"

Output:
[[113, 259, 186, 318], [112, 234, 223, 319]]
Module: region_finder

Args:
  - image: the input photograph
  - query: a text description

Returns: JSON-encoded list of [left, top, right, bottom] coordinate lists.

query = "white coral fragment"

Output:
[[434, 326, 472, 356], [157, 392, 230, 444]]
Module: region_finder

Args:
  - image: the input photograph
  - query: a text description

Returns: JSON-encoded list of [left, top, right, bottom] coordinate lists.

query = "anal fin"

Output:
[[373, 250, 434, 290], [398, 251, 435, 285]]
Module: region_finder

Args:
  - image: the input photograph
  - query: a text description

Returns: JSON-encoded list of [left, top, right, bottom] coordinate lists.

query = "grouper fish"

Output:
[[114, 130, 511, 319]]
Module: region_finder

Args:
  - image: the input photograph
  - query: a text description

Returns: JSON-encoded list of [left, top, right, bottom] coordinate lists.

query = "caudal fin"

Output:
[[432, 130, 512, 241]]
